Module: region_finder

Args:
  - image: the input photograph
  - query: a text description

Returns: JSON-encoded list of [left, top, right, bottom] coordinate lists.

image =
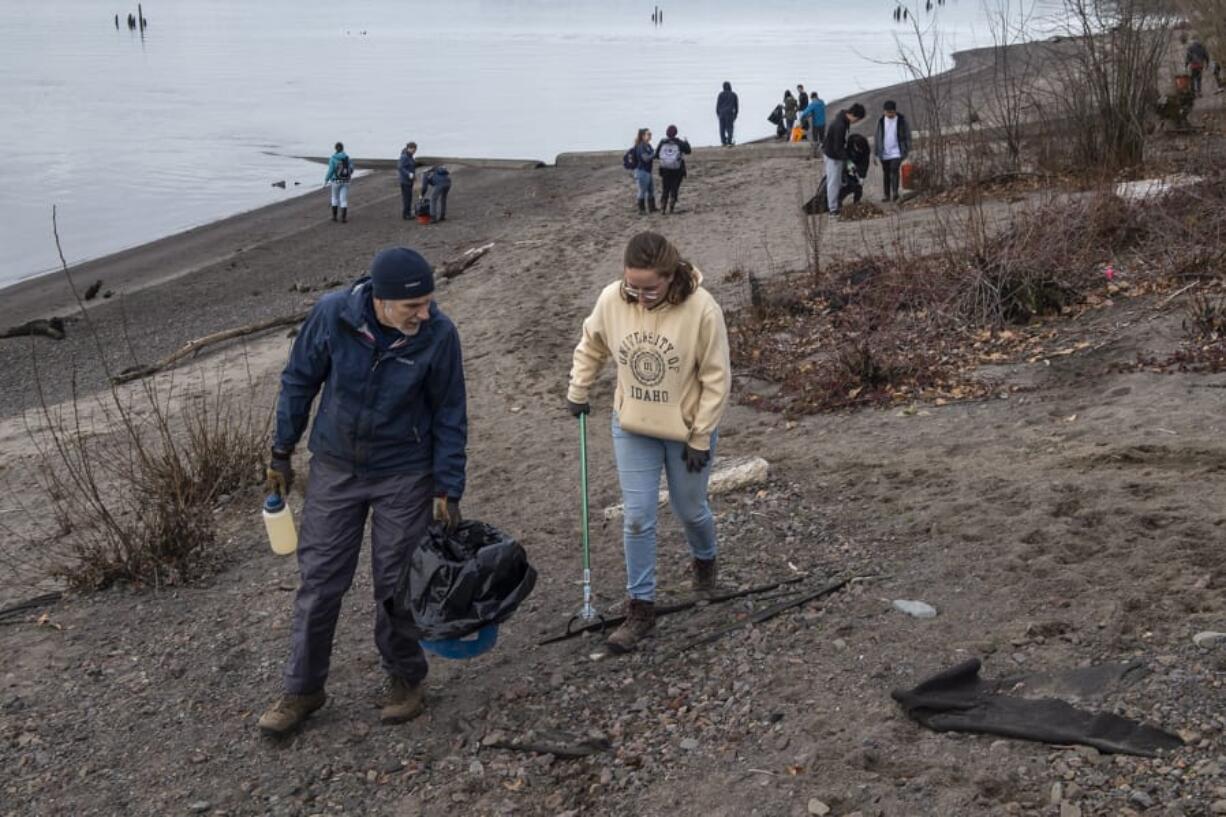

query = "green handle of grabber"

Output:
[[578, 412, 591, 572]]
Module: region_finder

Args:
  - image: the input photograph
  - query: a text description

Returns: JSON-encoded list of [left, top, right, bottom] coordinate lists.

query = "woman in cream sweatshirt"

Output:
[[567, 231, 731, 653]]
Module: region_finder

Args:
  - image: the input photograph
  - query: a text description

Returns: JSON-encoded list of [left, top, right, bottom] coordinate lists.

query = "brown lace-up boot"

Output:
[[380, 676, 425, 724], [606, 599, 656, 654], [257, 691, 327, 736], [692, 557, 718, 595]]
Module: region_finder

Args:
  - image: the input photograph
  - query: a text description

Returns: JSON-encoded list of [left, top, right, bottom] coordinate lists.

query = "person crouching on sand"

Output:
[[566, 231, 731, 654], [324, 141, 353, 223], [420, 165, 451, 223]]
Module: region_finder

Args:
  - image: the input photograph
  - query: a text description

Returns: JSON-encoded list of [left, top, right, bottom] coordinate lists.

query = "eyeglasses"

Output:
[[622, 281, 663, 303]]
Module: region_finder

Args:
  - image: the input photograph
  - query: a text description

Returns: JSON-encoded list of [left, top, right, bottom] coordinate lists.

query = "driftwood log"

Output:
[[678, 576, 850, 652], [0, 317, 67, 341], [539, 575, 810, 645], [438, 242, 494, 279], [108, 244, 494, 384], [110, 311, 309, 384]]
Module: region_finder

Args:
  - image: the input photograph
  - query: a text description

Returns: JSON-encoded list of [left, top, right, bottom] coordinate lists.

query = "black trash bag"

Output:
[[803, 174, 864, 214], [385, 520, 536, 642]]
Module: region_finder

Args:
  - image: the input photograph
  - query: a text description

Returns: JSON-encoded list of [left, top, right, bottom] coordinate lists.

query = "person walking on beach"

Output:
[[800, 92, 827, 157], [783, 90, 799, 138], [716, 82, 739, 147], [873, 100, 911, 203], [1186, 37, 1211, 97], [325, 142, 353, 223], [823, 103, 866, 217], [631, 128, 658, 214], [258, 246, 468, 736], [656, 125, 692, 215], [796, 85, 809, 139], [566, 231, 731, 655], [420, 166, 452, 223], [398, 142, 418, 220]]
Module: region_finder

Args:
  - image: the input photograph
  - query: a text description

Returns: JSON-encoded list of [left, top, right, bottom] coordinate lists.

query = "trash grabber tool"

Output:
[[567, 412, 605, 633]]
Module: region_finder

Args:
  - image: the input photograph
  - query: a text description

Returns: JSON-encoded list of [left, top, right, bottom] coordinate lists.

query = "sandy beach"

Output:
[[3, 34, 1226, 817]]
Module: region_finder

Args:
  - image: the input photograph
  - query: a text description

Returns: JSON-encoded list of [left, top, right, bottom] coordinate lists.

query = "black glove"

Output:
[[566, 399, 591, 418], [434, 496, 462, 533], [265, 447, 294, 495], [682, 445, 711, 474]]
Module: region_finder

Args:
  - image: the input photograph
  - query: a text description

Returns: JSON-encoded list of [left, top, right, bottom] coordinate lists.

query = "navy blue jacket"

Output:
[[398, 150, 416, 186], [274, 279, 468, 498], [716, 89, 739, 119], [421, 166, 451, 194]]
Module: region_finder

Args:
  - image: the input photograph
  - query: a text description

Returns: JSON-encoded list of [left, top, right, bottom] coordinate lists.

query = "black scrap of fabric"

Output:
[[891, 658, 1183, 757]]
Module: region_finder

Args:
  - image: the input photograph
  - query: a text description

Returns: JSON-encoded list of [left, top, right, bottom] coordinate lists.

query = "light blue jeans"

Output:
[[612, 414, 717, 601], [330, 180, 349, 208], [634, 168, 655, 203]]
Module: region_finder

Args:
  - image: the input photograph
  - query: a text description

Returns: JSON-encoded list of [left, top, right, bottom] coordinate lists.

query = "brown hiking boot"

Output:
[[257, 691, 326, 736], [692, 557, 718, 595], [380, 676, 425, 724], [606, 599, 656, 654]]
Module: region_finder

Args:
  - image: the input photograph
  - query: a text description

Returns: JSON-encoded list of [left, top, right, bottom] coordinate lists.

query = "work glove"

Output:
[[566, 399, 591, 418], [434, 496, 462, 533], [265, 447, 294, 495], [681, 445, 711, 474]]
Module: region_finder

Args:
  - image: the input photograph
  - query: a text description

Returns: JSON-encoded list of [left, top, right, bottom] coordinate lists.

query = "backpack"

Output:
[[622, 146, 639, 171], [335, 156, 352, 182], [658, 140, 683, 170]]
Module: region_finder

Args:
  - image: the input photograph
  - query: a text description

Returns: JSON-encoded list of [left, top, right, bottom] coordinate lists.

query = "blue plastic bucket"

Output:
[[420, 623, 499, 659]]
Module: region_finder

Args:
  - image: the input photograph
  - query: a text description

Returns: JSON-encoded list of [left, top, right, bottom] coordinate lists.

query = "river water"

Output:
[[1, 0, 1063, 287]]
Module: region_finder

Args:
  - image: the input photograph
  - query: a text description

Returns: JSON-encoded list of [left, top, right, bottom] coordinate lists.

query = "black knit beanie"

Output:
[[370, 247, 435, 299]]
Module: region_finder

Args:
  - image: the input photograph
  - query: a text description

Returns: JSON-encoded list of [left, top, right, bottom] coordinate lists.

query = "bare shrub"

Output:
[[893, 2, 957, 189], [1184, 292, 1226, 340], [1051, 0, 1173, 170], [12, 211, 273, 591]]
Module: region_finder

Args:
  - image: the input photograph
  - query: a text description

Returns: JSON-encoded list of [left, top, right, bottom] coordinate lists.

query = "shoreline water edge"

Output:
[[0, 39, 1034, 328]]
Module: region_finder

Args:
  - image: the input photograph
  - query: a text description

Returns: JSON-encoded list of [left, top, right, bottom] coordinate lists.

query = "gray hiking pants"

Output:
[[283, 457, 432, 694], [825, 156, 844, 214], [429, 187, 449, 221]]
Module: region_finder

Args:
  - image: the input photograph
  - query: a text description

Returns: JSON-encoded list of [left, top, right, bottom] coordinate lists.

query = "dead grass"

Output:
[[731, 172, 1226, 415]]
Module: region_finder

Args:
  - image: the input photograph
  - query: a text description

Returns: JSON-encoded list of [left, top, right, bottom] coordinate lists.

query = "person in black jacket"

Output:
[[1186, 37, 1211, 97], [716, 82, 739, 147], [873, 101, 911, 202], [655, 125, 692, 214], [822, 103, 866, 217], [398, 142, 417, 220]]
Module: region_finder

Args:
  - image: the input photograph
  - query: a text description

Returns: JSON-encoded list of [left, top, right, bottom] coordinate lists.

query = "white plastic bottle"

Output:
[[263, 493, 298, 556]]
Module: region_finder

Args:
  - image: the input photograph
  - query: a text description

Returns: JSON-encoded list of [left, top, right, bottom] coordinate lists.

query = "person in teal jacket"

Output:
[[799, 95, 826, 157], [324, 142, 353, 222]]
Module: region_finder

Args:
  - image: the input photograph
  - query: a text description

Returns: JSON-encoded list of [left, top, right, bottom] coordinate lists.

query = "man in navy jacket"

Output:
[[398, 142, 417, 220], [258, 246, 468, 736]]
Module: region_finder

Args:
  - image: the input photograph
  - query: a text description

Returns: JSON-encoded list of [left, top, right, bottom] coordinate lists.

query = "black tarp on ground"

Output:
[[891, 658, 1184, 757], [386, 520, 536, 641]]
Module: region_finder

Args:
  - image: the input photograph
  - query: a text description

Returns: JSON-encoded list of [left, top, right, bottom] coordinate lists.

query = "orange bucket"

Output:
[[417, 214, 432, 225], [900, 160, 915, 189]]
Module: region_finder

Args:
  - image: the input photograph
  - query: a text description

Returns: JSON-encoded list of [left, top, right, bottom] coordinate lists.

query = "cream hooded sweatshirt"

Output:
[[568, 271, 731, 450]]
